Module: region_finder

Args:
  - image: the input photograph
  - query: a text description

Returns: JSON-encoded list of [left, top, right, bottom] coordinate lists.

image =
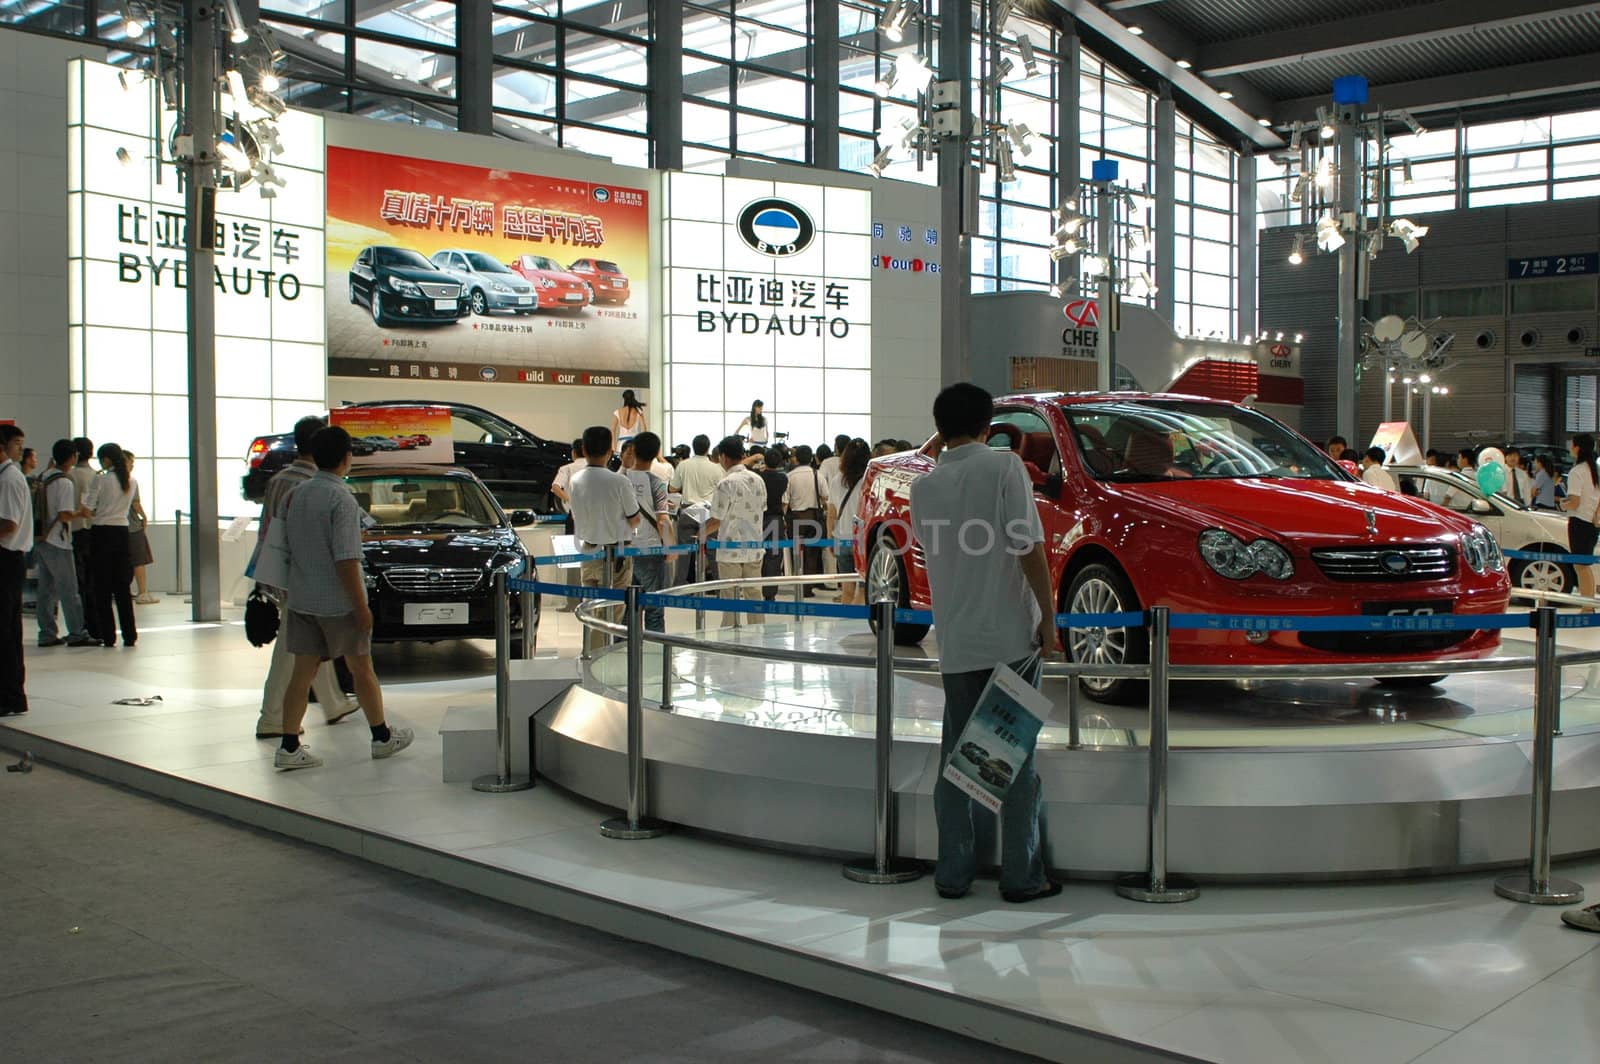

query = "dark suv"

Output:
[[242, 401, 572, 511], [349, 246, 471, 326]]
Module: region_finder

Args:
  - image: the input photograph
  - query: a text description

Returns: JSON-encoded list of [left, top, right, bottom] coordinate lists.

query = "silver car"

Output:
[[428, 249, 538, 316]]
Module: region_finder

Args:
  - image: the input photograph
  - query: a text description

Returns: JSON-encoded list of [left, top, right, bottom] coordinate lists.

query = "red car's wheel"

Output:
[[1065, 562, 1148, 704], [865, 536, 930, 646]]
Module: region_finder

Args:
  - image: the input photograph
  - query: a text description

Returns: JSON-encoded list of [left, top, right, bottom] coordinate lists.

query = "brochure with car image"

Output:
[[942, 658, 1050, 814]]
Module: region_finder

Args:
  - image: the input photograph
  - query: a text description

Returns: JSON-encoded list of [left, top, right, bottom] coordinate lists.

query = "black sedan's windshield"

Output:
[[375, 248, 433, 269], [1066, 400, 1343, 482], [349, 475, 502, 529]]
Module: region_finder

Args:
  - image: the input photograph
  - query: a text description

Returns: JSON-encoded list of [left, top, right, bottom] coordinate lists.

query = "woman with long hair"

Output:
[[611, 390, 646, 458], [123, 450, 158, 604], [735, 400, 770, 446], [1565, 434, 1600, 608], [833, 439, 871, 606], [85, 442, 138, 647], [1533, 453, 1559, 510]]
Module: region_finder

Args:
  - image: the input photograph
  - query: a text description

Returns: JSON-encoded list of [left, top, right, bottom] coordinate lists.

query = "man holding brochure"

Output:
[[910, 382, 1062, 903]]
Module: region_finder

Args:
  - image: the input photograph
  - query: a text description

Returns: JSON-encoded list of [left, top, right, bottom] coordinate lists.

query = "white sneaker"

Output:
[[371, 727, 414, 760], [274, 745, 324, 771]]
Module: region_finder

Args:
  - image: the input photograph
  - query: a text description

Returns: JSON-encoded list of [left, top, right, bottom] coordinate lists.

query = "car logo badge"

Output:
[[1365, 509, 1378, 536], [1381, 551, 1409, 574], [427, 571, 442, 584], [1062, 299, 1100, 328], [736, 198, 816, 257], [592, 186, 610, 203]]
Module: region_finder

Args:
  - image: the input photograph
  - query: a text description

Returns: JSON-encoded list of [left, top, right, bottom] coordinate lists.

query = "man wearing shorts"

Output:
[[275, 426, 412, 770]]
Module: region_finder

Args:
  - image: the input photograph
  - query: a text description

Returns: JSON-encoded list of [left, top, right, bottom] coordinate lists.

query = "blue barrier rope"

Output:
[[1504, 548, 1600, 566], [532, 537, 855, 567], [1557, 613, 1600, 629]]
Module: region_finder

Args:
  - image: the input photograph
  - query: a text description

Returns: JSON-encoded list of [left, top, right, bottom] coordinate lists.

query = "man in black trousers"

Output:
[[68, 436, 99, 642], [0, 424, 33, 715]]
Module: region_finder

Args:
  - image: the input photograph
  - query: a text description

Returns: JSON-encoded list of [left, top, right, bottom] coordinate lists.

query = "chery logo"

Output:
[[1270, 342, 1291, 359], [1063, 299, 1100, 328]]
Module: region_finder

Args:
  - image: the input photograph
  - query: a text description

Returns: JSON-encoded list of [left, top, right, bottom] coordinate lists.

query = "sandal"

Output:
[[1561, 903, 1600, 933]]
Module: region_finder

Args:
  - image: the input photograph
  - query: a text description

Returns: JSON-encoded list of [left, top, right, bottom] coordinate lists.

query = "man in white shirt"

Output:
[[909, 384, 1059, 904], [786, 445, 826, 593], [33, 439, 94, 648], [570, 425, 641, 591], [1360, 447, 1399, 492], [704, 436, 768, 626], [669, 434, 725, 585], [549, 438, 586, 610], [0, 424, 34, 714], [67, 437, 100, 642], [1504, 447, 1535, 506], [626, 432, 672, 632], [816, 435, 848, 586]]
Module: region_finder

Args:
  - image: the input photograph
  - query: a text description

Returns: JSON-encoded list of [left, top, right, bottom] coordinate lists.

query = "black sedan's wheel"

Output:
[[369, 290, 387, 326], [864, 537, 930, 646], [1065, 563, 1148, 704], [469, 289, 489, 315]]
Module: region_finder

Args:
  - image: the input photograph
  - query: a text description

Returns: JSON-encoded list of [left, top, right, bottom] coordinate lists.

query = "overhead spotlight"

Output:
[[867, 145, 894, 177], [1364, 230, 1383, 259], [1127, 25, 1144, 36], [248, 85, 287, 118], [993, 0, 1015, 31], [1402, 159, 1415, 185], [1418, 373, 1431, 384], [1128, 226, 1151, 257], [1388, 217, 1429, 254], [1274, 331, 1285, 342], [1006, 120, 1034, 156], [259, 69, 282, 93], [996, 139, 1018, 184], [1017, 33, 1039, 77], [220, 0, 250, 44], [1054, 205, 1085, 236], [1243, 334, 1253, 344], [1218, 90, 1234, 100], [215, 132, 252, 174], [1316, 213, 1345, 252], [1257, 117, 1272, 127], [159, 68, 179, 111], [1128, 270, 1157, 299], [1290, 171, 1312, 204], [983, 56, 1014, 93], [873, 65, 898, 98], [1293, 333, 1304, 343], [896, 52, 935, 96], [1048, 284, 1061, 298], [1317, 106, 1336, 141], [1287, 233, 1306, 265], [1314, 153, 1335, 192], [1083, 255, 1109, 278], [1048, 239, 1080, 262], [878, 0, 918, 42], [1398, 110, 1425, 135], [120, 1, 143, 39], [115, 147, 133, 166], [1176, 59, 1192, 70]]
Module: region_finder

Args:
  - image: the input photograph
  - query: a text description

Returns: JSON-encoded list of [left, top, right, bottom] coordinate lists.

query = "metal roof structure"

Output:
[[1060, 0, 1600, 150]]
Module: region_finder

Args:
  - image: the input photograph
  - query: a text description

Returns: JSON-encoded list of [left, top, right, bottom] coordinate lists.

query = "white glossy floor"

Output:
[[5, 597, 1600, 1064]]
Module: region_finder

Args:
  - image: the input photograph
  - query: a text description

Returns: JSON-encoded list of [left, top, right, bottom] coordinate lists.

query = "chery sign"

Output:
[[1062, 298, 1100, 358]]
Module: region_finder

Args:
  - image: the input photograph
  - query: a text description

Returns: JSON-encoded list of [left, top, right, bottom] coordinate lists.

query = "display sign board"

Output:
[[330, 405, 453, 466], [67, 57, 328, 520], [325, 146, 649, 388], [870, 215, 941, 280], [1061, 298, 1101, 359], [662, 173, 872, 447], [1369, 422, 1423, 466], [1507, 252, 1598, 279]]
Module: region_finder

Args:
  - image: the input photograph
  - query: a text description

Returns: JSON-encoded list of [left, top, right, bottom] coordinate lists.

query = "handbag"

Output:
[[248, 503, 292, 591], [941, 652, 1049, 813], [243, 584, 280, 647]]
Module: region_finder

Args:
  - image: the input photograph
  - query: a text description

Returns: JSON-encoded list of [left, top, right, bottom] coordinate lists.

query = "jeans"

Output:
[[934, 653, 1046, 895], [34, 541, 87, 643], [674, 512, 717, 587], [0, 548, 24, 710], [633, 555, 666, 632]]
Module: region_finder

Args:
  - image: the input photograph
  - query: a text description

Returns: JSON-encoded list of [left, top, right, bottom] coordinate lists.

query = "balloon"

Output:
[[1477, 447, 1505, 469], [1477, 463, 1507, 495]]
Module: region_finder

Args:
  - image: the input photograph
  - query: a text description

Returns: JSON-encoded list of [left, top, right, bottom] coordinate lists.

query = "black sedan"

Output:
[[349, 246, 472, 327], [243, 400, 572, 512], [351, 465, 537, 651]]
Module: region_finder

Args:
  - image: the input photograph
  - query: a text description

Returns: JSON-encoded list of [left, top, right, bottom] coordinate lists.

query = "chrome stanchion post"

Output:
[[694, 538, 707, 633], [601, 585, 670, 839], [1116, 606, 1198, 903], [1067, 666, 1081, 750], [1495, 605, 1584, 904], [659, 639, 674, 712], [518, 587, 536, 659], [474, 570, 533, 793], [843, 598, 922, 884], [604, 543, 619, 647]]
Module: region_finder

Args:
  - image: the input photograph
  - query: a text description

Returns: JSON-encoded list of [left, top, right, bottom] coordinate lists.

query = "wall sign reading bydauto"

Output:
[[325, 147, 649, 385], [663, 174, 873, 447]]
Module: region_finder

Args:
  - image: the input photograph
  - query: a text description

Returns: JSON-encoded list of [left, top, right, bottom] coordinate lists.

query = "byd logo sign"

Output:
[[1063, 299, 1100, 328]]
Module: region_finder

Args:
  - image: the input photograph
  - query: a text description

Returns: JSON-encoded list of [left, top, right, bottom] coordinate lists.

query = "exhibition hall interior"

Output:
[[7, 1, 1600, 1061]]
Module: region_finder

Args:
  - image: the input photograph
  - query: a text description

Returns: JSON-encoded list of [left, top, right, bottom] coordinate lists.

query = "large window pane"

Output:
[[564, 30, 648, 85], [562, 0, 649, 39]]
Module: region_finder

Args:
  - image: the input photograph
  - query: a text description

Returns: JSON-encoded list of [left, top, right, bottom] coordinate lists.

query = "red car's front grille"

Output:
[[1299, 630, 1472, 655]]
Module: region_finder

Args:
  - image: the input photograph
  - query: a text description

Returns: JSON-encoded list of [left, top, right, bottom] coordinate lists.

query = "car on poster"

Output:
[[855, 393, 1512, 703], [566, 257, 632, 305], [324, 146, 649, 388], [349, 464, 537, 652], [427, 249, 539, 316], [348, 246, 472, 327], [242, 400, 571, 512]]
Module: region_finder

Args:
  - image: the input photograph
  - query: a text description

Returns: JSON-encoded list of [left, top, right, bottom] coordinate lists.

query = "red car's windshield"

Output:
[[1065, 400, 1345, 482]]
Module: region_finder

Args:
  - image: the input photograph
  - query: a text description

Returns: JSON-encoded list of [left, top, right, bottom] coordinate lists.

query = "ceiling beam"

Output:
[[1272, 50, 1600, 123], [1105, 0, 1169, 9], [1040, 0, 1284, 149], [1200, 0, 1600, 77]]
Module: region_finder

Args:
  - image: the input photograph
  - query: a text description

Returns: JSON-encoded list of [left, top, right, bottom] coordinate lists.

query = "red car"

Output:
[[394, 433, 432, 449], [854, 393, 1511, 702], [567, 257, 631, 305], [507, 255, 592, 310]]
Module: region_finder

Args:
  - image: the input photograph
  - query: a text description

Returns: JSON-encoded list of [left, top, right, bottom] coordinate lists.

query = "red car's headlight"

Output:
[[1198, 529, 1295, 580]]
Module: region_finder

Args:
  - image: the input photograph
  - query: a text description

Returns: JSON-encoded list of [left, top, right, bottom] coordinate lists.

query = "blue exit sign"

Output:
[[1508, 252, 1599, 279]]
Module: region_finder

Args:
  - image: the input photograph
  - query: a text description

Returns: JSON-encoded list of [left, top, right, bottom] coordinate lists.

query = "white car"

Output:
[[1391, 466, 1576, 594]]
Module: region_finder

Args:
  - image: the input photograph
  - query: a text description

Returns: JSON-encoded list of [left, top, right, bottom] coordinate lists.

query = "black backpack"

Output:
[[32, 469, 66, 539]]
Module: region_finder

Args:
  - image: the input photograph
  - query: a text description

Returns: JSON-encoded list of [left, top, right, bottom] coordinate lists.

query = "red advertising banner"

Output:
[[325, 146, 649, 387], [330, 406, 454, 466]]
